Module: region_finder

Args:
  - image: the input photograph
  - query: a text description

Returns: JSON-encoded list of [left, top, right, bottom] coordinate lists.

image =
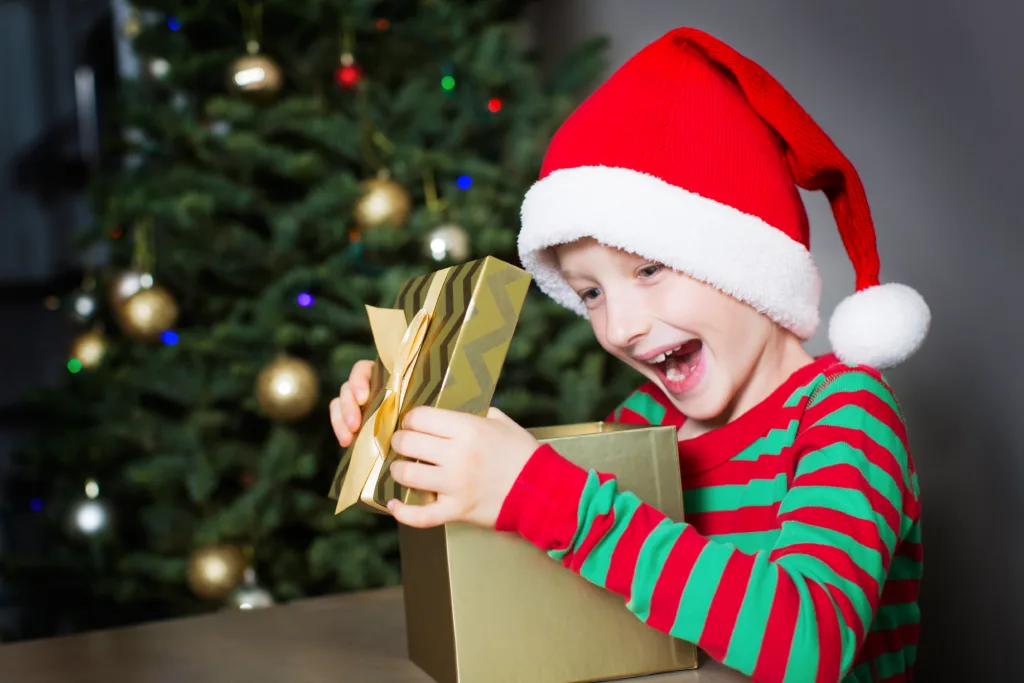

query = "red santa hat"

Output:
[[518, 27, 930, 369]]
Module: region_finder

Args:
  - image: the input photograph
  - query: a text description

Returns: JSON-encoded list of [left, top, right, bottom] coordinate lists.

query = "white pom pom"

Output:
[[828, 283, 930, 369]]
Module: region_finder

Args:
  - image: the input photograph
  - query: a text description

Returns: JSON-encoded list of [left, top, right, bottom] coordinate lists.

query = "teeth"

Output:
[[646, 344, 685, 365]]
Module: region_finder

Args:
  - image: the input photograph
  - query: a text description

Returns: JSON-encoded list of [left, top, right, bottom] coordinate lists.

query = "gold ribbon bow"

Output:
[[334, 268, 450, 514]]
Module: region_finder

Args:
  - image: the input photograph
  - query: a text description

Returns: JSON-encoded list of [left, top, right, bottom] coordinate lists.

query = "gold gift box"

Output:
[[329, 256, 532, 514], [399, 421, 700, 683]]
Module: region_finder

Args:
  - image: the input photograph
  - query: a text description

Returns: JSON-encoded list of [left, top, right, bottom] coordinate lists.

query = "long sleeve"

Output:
[[496, 371, 919, 683]]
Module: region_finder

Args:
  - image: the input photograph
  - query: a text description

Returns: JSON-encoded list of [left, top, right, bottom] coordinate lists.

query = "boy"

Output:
[[330, 28, 928, 683]]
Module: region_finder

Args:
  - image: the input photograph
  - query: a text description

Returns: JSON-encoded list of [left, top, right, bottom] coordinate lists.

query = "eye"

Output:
[[579, 287, 601, 302], [637, 263, 663, 279]]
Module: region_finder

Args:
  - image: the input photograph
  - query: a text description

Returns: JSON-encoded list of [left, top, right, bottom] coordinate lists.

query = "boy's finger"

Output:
[[401, 405, 472, 438], [389, 459, 447, 494], [353, 361, 374, 403], [486, 406, 515, 425], [329, 398, 352, 446], [390, 430, 449, 466], [340, 390, 362, 430], [388, 498, 453, 529]]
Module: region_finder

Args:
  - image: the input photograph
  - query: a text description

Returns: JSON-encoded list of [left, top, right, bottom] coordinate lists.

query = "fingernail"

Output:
[[386, 499, 396, 512]]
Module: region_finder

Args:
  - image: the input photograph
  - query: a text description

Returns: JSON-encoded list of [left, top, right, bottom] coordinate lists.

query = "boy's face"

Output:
[[555, 238, 776, 422]]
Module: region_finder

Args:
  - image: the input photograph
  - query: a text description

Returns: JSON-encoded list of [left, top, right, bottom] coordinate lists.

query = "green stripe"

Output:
[[776, 554, 872, 634], [626, 519, 685, 621], [578, 494, 640, 585], [732, 421, 801, 461], [812, 405, 910, 490], [687, 475, 788, 513], [617, 390, 666, 424], [725, 554, 776, 672], [779, 483, 877, 524], [874, 646, 915, 679], [874, 601, 920, 628], [796, 442, 903, 516], [781, 568, 820, 683], [778, 484, 897, 552], [784, 375, 823, 407], [779, 523, 884, 598], [709, 530, 781, 554], [669, 541, 730, 642], [549, 471, 605, 563], [886, 556, 923, 581], [846, 660, 873, 683], [813, 371, 900, 417]]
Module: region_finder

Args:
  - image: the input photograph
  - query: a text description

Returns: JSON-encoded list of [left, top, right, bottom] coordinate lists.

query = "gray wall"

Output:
[[537, 1, 1022, 680]]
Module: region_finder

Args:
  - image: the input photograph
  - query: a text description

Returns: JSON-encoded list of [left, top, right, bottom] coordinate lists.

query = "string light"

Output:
[[441, 75, 455, 91], [297, 293, 314, 307], [161, 330, 179, 345], [68, 359, 83, 374], [456, 175, 472, 190], [167, 17, 181, 31], [30, 498, 43, 512], [376, 18, 389, 30], [488, 98, 502, 113], [85, 479, 100, 499]]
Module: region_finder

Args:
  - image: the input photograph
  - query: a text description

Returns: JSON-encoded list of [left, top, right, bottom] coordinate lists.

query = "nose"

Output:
[[603, 291, 651, 349]]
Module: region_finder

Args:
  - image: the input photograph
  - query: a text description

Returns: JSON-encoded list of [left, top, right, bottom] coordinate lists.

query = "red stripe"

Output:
[[563, 493, 617, 572], [699, 552, 755, 661], [859, 623, 919, 660], [687, 503, 781, 535], [615, 407, 650, 425], [693, 455, 791, 486], [880, 579, 920, 604], [807, 580, 842, 683], [771, 543, 880, 603], [646, 525, 707, 632], [824, 581, 865, 649], [606, 505, 664, 598], [797, 423, 909, 501], [792, 463, 901, 539], [803, 386, 907, 446], [777, 506, 892, 570], [895, 539, 922, 562], [752, 568, 799, 681]]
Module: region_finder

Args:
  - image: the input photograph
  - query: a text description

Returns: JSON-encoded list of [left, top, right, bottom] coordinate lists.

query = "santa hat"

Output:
[[518, 27, 930, 369]]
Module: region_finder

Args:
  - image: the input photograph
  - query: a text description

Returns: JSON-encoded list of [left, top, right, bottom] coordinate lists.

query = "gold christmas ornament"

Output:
[[254, 356, 320, 421], [352, 175, 412, 231], [107, 269, 147, 308], [425, 223, 470, 262], [69, 330, 108, 370], [227, 52, 283, 101], [226, 567, 275, 610], [117, 285, 179, 342], [187, 545, 247, 600]]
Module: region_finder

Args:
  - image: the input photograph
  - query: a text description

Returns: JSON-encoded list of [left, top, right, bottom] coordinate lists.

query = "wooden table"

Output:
[[0, 587, 749, 682]]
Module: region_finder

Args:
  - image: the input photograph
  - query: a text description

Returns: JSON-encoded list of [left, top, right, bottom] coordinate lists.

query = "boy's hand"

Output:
[[329, 360, 375, 448], [387, 406, 539, 529]]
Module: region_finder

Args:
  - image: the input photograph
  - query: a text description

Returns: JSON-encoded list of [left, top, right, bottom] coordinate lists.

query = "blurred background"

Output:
[[0, 0, 1019, 680]]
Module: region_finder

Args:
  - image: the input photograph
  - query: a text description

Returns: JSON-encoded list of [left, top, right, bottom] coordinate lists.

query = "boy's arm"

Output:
[[497, 372, 919, 683]]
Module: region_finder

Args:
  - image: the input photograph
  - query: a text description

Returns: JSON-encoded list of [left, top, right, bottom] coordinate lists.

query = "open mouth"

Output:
[[644, 339, 704, 394]]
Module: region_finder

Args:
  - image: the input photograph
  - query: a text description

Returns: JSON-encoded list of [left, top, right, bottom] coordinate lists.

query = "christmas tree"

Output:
[[1, 0, 640, 640]]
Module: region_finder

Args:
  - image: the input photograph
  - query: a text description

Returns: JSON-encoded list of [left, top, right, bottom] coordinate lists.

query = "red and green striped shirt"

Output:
[[497, 354, 922, 683]]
